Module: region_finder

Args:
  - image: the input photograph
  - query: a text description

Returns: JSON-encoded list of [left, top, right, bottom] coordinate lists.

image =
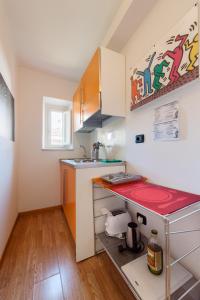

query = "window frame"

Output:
[[42, 97, 73, 151]]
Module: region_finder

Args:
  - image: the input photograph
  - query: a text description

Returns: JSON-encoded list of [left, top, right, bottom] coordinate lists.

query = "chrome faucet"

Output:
[[80, 145, 87, 158], [91, 142, 104, 160]]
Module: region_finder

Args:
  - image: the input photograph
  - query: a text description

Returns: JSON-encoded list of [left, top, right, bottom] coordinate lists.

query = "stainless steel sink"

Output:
[[68, 158, 100, 163], [61, 158, 124, 169], [76, 159, 100, 163]]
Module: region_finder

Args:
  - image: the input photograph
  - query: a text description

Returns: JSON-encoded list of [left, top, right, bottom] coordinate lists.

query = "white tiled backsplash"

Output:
[[89, 117, 126, 160]]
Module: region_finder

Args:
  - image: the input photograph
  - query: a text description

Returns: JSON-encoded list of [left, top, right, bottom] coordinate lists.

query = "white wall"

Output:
[[18, 66, 90, 212], [123, 0, 199, 193], [123, 0, 200, 280], [0, 0, 18, 259]]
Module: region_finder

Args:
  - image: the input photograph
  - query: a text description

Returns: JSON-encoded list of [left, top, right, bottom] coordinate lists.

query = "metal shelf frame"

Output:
[[92, 182, 200, 300], [165, 206, 200, 300]]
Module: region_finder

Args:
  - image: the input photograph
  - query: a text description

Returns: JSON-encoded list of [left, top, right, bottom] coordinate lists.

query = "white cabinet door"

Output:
[[75, 165, 125, 262]]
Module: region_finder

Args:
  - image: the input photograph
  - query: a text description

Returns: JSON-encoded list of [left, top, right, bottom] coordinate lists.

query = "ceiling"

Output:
[[3, 0, 123, 81]]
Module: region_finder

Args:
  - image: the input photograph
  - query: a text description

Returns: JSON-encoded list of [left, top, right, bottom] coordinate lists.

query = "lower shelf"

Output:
[[97, 232, 200, 300], [97, 232, 147, 300], [97, 232, 147, 268]]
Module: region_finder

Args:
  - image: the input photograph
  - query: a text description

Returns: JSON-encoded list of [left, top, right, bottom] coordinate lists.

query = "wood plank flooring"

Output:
[[0, 207, 135, 300]]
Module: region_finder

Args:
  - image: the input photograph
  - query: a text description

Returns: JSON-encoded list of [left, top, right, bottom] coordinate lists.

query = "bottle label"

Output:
[[147, 247, 162, 272]]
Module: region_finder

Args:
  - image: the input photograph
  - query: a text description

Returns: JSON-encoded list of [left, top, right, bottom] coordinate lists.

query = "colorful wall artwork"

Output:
[[130, 4, 199, 111], [0, 73, 15, 141]]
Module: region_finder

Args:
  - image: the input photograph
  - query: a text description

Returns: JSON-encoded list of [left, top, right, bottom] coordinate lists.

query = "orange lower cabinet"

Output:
[[60, 164, 76, 241]]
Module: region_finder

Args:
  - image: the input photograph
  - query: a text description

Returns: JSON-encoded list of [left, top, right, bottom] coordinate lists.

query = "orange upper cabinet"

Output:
[[73, 47, 125, 132], [82, 49, 100, 121], [73, 85, 83, 132]]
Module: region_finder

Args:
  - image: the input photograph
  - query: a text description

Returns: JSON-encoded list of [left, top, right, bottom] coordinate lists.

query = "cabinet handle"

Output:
[[63, 170, 67, 205], [99, 91, 102, 109], [80, 88, 84, 123], [80, 100, 82, 124]]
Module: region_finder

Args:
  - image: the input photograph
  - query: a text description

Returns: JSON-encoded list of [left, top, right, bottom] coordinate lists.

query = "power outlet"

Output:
[[135, 134, 144, 143], [137, 213, 147, 225]]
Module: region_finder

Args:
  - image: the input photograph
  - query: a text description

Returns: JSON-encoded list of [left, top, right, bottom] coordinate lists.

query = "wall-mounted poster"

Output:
[[0, 73, 15, 141], [153, 101, 179, 141], [130, 4, 199, 110]]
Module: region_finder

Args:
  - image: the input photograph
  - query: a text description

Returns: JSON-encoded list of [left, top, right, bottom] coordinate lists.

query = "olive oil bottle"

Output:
[[147, 229, 163, 275]]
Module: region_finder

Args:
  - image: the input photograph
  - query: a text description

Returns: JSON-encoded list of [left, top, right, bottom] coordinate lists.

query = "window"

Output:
[[42, 97, 72, 150]]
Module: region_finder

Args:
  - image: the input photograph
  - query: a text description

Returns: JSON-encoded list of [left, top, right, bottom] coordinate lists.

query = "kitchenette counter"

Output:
[[60, 158, 125, 262], [60, 159, 126, 169]]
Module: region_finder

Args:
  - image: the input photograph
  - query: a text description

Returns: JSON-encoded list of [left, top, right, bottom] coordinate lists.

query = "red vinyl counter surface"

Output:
[[92, 178, 200, 215]]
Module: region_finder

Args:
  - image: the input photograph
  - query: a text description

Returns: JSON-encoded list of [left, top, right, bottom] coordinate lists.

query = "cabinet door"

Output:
[[61, 164, 76, 241], [73, 86, 83, 132], [82, 48, 100, 121]]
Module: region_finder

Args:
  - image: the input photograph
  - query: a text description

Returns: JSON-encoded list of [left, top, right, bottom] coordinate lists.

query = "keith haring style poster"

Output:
[[130, 4, 199, 111]]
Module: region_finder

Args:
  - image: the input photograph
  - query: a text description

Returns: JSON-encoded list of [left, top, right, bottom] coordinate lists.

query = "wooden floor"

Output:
[[0, 207, 135, 300]]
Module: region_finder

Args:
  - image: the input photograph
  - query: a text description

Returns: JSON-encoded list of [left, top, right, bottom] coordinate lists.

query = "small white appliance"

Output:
[[101, 208, 131, 239]]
